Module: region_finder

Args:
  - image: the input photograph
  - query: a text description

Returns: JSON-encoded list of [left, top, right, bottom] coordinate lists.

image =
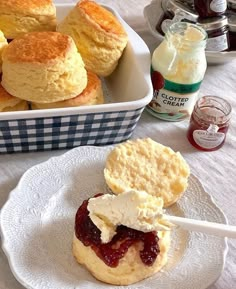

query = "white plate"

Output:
[[0, 146, 228, 289], [143, 0, 236, 65]]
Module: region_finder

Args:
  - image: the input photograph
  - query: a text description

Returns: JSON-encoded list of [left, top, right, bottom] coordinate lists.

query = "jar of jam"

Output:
[[228, 14, 236, 50], [187, 95, 232, 151], [197, 16, 229, 51], [194, 0, 227, 18], [156, 0, 198, 35]]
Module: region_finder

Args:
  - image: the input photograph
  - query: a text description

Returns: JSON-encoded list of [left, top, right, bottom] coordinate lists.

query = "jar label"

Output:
[[206, 33, 228, 52], [147, 70, 202, 121], [193, 129, 225, 149], [210, 0, 227, 13]]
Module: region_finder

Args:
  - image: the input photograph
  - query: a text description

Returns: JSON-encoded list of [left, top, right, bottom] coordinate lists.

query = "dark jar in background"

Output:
[[194, 0, 227, 18], [187, 95, 232, 151], [198, 16, 229, 51]]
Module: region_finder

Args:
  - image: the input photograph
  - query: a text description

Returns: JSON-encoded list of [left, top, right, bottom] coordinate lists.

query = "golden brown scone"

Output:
[[104, 138, 190, 207], [73, 230, 170, 285], [57, 0, 128, 77], [0, 30, 7, 73], [0, 84, 28, 112], [31, 71, 104, 109], [0, 0, 56, 39], [1, 32, 88, 103]]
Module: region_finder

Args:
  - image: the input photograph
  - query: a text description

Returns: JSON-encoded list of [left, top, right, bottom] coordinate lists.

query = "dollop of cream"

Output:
[[88, 190, 172, 243]]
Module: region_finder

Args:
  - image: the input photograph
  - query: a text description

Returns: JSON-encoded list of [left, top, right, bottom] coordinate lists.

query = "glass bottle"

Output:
[[147, 22, 207, 121]]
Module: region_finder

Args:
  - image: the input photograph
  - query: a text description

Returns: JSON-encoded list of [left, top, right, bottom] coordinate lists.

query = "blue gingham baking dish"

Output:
[[0, 109, 143, 153], [0, 3, 152, 153]]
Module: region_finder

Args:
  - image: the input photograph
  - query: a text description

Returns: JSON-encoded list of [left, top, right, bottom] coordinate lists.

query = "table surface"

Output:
[[0, 1, 235, 288]]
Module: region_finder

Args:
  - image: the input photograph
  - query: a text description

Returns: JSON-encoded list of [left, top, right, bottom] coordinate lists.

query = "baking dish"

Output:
[[0, 3, 152, 153]]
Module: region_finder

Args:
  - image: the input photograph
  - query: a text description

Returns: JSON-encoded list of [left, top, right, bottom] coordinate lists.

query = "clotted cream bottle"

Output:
[[146, 22, 207, 121]]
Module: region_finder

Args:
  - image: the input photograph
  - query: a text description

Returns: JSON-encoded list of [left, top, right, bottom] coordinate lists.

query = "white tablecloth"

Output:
[[0, 1, 235, 288]]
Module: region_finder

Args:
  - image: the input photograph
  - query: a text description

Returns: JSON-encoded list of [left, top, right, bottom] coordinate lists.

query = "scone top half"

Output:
[[1, 32, 88, 103], [58, 0, 128, 77], [0, 0, 56, 39]]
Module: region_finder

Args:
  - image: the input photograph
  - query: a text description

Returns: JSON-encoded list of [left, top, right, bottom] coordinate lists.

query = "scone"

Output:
[[1, 32, 88, 103], [104, 138, 190, 207], [0, 30, 7, 73], [73, 191, 171, 285], [0, 0, 56, 39], [31, 71, 104, 109], [57, 0, 128, 77], [0, 84, 28, 112]]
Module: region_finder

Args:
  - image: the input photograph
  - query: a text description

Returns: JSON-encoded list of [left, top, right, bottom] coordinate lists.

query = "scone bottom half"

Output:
[[73, 192, 171, 285]]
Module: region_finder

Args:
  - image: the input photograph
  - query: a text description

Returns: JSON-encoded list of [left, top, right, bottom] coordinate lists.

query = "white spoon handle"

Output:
[[164, 215, 236, 239]]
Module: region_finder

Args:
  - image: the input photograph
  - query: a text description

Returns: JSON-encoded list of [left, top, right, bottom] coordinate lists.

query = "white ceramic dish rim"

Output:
[[0, 3, 153, 121], [143, 0, 236, 63], [0, 145, 228, 289]]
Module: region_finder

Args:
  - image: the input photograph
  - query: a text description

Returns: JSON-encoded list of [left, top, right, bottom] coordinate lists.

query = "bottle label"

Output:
[[210, 0, 227, 13], [147, 70, 202, 121], [206, 34, 228, 52], [193, 128, 225, 149]]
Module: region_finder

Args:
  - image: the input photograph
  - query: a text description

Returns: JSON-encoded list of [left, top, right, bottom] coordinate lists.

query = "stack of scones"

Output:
[[0, 0, 128, 112]]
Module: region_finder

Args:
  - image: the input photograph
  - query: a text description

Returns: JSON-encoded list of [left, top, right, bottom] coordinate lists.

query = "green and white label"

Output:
[[148, 70, 202, 121]]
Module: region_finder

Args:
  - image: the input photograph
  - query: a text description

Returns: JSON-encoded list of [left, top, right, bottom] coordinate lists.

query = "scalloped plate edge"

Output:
[[0, 145, 229, 289]]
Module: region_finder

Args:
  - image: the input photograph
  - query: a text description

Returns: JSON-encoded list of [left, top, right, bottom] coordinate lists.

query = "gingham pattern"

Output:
[[0, 108, 144, 153]]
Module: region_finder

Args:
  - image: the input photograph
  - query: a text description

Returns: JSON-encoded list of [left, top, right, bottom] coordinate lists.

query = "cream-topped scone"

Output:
[[73, 190, 172, 285]]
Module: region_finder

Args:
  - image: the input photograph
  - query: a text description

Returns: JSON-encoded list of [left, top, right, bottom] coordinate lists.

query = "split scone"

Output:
[[104, 138, 190, 207], [1, 32, 88, 103], [73, 191, 171, 285], [0, 30, 7, 73], [0, 84, 28, 112], [57, 0, 128, 77], [0, 0, 56, 39], [31, 71, 104, 109]]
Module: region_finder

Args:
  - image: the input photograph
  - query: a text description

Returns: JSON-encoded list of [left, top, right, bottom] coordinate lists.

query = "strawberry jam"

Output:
[[75, 195, 160, 268]]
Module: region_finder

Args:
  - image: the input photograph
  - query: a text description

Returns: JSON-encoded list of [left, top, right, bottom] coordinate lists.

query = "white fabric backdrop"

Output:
[[0, 1, 235, 288]]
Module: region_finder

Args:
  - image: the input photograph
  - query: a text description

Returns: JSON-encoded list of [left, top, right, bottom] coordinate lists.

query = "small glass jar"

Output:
[[187, 95, 232, 151], [156, 0, 198, 35], [194, 0, 227, 18], [228, 14, 236, 50], [197, 16, 229, 51]]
